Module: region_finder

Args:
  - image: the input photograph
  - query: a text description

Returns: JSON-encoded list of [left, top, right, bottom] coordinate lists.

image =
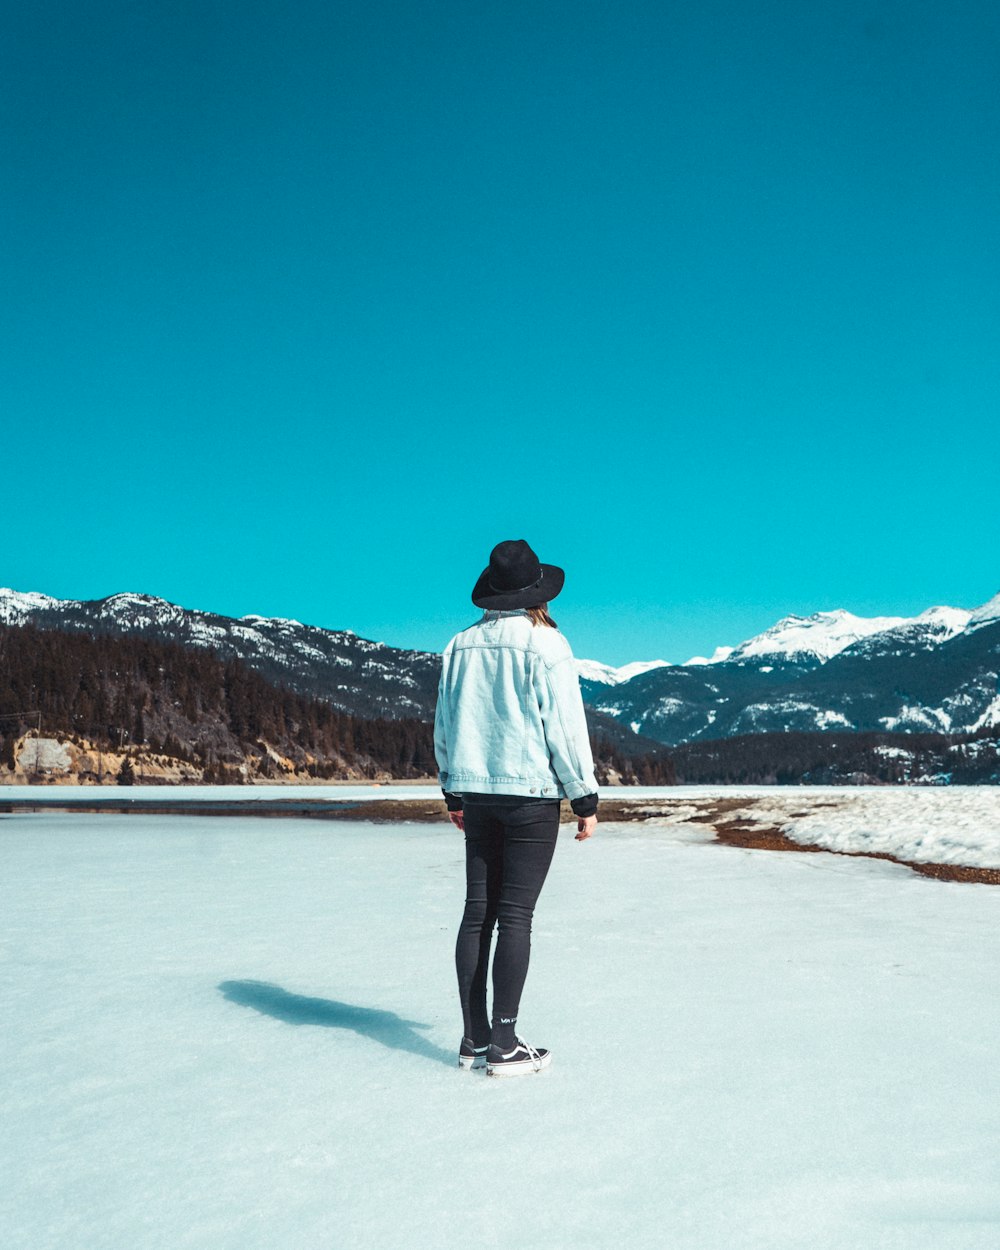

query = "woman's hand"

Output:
[[575, 815, 597, 841], [448, 810, 465, 832]]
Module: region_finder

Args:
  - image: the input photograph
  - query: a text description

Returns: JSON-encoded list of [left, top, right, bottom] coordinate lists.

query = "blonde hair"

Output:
[[525, 603, 558, 628]]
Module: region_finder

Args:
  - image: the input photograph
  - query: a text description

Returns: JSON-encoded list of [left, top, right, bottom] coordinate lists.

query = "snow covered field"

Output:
[[3, 807, 1000, 1249]]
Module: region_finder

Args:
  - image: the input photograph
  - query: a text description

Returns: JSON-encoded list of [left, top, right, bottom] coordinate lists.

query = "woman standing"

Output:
[[433, 539, 599, 1077]]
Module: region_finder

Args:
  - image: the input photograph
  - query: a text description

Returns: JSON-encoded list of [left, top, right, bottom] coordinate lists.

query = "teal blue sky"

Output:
[[4, 1, 998, 665]]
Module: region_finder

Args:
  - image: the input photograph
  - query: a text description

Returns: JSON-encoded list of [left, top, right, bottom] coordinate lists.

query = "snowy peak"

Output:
[[911, 604, 972, 633], [683, 599, 986, 670], [839, 604, 972, 660], [683, 645, 735, 667], [241, 613, 307, 629], [690, 596, 996, 671], [0, 587, 61, 624], [967, 590, 1000, 633], [722, 609, 910, 667], [576, 658, 672, 686], [91, 593, 192, 631]]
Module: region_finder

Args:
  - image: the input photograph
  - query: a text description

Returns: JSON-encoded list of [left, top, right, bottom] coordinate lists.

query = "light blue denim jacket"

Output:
[[433, 609, 599, 801]]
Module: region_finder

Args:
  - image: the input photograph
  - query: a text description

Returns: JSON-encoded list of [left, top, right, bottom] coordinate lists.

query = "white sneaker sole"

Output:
[[458, 1053, 487, 1070], [486, 1053, 552, 1077]]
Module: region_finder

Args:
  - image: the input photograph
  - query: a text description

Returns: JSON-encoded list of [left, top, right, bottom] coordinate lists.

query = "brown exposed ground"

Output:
[[2, 791, 997, 885]]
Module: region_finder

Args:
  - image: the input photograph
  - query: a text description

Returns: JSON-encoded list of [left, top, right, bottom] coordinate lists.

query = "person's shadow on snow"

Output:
[[218, 980, 455, 1067]]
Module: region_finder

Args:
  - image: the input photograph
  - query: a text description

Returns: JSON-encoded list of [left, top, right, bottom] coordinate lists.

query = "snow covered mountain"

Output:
[[578, 591, 1000, 745], [669, 604, 971, 670], [0, 588, 440, 721], [4, 585, 1000, 749], [574, 658, 671, 686], [683, 645, 735, 666], [718, 608, 913, 668], [833, 606, 971, 660], [967, 591, 1000, 633], [550, 606, 970, 680], [0, 589, 63, 624]]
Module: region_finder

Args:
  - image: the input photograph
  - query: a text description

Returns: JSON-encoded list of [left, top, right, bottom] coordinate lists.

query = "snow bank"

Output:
[[740, 788, 1000, 868]]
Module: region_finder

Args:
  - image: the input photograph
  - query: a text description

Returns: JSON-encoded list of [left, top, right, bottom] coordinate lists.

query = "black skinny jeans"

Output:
[[455, 794, 561, 1049]]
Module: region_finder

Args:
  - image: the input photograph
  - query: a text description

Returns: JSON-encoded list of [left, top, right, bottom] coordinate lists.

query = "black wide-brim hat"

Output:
[[471, 538, 565, 609]]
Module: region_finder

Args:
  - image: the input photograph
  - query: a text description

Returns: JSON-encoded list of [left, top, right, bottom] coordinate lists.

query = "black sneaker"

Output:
[[485, 1037, 552, 1077], [458, 1037, 489, 1070]]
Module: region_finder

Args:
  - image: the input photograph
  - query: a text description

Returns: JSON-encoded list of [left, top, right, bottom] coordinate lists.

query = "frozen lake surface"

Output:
[[5, 783, 998, 867], [3, 809, 999, 1249]]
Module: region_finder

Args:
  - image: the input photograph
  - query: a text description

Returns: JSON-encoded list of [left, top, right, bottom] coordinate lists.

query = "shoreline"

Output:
[[4, 793, 998, 885]]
